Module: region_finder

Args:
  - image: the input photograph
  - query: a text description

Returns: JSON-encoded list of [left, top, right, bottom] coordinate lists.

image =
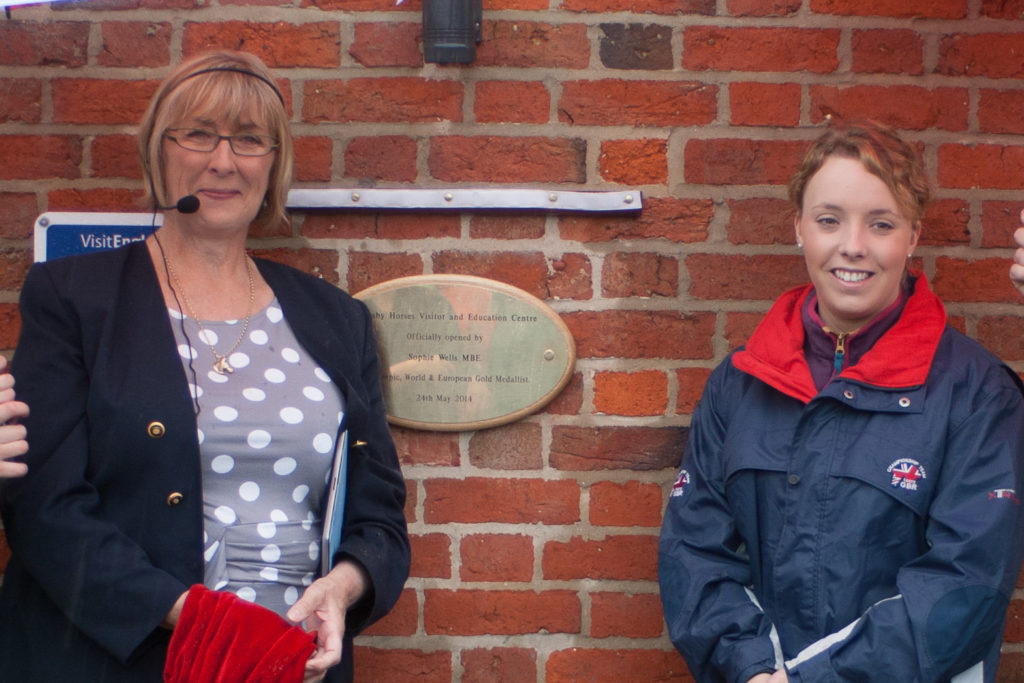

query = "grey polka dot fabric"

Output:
[[168, 301, 344, 617]]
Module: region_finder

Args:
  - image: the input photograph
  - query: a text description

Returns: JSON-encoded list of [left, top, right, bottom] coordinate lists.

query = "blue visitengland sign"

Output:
[[33, 213, 159, 262]]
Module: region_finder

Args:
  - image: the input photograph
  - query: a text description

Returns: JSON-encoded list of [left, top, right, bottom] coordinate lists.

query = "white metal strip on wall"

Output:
[[286, 188, 643, 212]]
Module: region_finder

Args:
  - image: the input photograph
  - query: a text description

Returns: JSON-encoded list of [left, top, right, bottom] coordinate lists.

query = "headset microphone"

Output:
[[157, 195, 201, 214]]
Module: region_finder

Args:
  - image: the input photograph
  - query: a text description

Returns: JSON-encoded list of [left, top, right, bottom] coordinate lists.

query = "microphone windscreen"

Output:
[[177, 195, 200, 214]]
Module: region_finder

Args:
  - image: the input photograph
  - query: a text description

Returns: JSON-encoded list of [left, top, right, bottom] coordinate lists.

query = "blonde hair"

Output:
[[789, 120, 930, 226], [137, 51, 293, 229]]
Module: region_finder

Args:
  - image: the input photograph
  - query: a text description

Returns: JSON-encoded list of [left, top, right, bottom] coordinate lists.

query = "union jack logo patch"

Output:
[[887, 458, 926, 491], [989, 488, 1020, 504], [670, 469, 691, 498]]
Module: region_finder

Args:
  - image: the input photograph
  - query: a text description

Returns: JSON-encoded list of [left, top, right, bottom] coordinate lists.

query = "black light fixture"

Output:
[[423, 0, 482, 64]]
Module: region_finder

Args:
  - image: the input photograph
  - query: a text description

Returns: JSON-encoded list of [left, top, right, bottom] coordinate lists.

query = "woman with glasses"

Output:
[[0, 51, 409, 683]]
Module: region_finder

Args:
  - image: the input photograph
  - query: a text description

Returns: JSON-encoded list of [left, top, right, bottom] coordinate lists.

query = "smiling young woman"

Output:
[[659, 120, 1024, 683], [793, 155, 920, 334]]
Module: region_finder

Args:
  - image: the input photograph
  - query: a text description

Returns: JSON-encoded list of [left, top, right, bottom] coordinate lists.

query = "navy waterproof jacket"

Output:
[[659, 274, 1024, 683]]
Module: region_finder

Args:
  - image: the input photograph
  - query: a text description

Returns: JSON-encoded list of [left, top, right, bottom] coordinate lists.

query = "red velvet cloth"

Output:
[[164, 584, 316, 683]]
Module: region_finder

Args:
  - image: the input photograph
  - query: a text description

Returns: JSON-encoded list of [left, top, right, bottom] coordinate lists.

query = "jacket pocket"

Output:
[[829, 426, 935, 518]]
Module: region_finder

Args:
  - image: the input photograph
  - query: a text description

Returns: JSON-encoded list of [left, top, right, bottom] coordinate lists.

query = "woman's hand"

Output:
[[0, 356, 29, 478], [161, 591, 188, 630], [287, 559, 369, 683], [747, 671, 789, 683], [1012, 217, 1024, 296]]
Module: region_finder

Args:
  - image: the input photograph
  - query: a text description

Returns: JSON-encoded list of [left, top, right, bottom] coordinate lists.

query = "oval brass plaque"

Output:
[[355, 275, 576, 431]]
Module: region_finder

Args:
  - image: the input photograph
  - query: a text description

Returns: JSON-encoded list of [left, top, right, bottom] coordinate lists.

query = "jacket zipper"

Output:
[[833, 331, 850, 374], [823, 327, 853, 375]]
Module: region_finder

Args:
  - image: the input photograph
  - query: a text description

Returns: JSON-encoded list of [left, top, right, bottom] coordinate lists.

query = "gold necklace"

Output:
[[164, 255, 255, 375]]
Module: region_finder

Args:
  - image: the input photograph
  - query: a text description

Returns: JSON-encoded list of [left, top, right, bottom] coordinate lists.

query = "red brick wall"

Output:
[[2, 1, 1024, 681]]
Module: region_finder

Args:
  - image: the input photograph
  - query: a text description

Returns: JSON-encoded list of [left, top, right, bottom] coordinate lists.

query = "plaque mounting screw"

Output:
[[543, 349, 555, 361], [624, 195, 634, 204], [39, 217, 49, 227], [444, 193, 454, 202], [351, 192, 360, 203], [548, 193, 558, 203]]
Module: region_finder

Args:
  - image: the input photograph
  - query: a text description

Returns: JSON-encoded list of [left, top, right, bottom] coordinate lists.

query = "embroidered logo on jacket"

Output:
[[989, 488, 1021, 504], [887, 458, 926, 491], [670, 469, 691, 497]]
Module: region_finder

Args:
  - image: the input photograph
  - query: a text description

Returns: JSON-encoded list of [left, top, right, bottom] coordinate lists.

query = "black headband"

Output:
[[176, 65, 285, 105]]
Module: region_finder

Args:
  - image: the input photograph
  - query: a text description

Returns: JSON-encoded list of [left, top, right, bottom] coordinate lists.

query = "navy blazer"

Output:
[[0, 241, 409, 682]]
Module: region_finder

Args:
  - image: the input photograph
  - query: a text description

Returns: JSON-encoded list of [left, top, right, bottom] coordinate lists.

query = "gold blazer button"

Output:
[[147, 421, 166, 438], [167, 492, 184, 506]]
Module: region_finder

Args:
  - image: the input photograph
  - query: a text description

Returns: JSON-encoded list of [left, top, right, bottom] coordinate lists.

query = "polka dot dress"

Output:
[[168, 301, 344, 618]]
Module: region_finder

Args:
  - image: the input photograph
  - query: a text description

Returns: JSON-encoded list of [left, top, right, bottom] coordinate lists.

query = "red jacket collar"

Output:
[[732, 271, 947, 404]]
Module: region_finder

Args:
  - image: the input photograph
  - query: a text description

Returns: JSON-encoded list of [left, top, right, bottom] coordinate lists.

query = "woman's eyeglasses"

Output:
[[164, 128, 278, 156]]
